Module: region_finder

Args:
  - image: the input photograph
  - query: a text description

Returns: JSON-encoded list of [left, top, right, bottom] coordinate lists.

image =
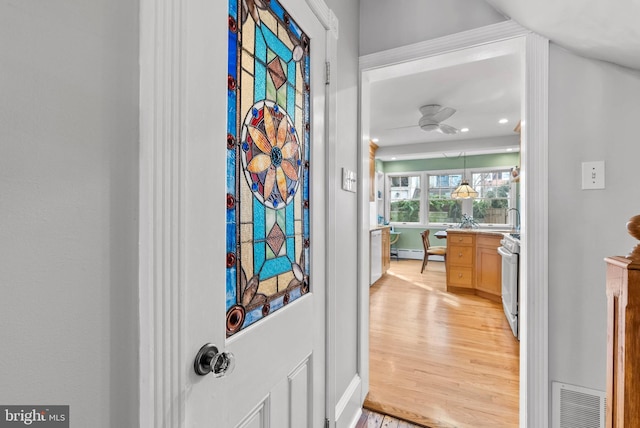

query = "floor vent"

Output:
[[552, 382, 605, 428]]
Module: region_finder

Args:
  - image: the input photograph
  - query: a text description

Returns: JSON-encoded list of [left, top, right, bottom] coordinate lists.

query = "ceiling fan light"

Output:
[[451, 180, 479, 199], [420, 123, 439, 132]]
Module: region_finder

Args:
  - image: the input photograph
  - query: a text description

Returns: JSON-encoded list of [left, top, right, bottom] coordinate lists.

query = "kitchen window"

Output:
[[470, 169, 512, 225], [388, 174, 421, 223], [386, 167, 515, 227]]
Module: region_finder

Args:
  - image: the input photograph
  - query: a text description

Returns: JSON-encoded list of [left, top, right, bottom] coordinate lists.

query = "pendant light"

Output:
[[451, 152, 478, 199]]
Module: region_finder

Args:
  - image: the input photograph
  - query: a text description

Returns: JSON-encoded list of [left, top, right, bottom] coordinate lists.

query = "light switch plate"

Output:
[[582, 161, 605, 190], [342, 168, 357, 193]]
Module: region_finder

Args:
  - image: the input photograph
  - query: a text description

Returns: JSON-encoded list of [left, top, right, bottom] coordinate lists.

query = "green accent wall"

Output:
[[383, 152, 519, 173], [391, 227, 447, 250]]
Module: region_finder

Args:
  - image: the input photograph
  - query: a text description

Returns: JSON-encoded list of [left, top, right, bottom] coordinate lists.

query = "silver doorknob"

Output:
[[194, 343, 235, 377]]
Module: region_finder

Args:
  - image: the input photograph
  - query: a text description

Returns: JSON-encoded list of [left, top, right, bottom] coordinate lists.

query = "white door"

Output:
[[181, 0, 327, 427]]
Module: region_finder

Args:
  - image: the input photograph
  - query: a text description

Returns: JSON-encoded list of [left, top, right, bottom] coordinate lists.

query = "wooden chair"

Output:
[[420, 230, 447, 273]]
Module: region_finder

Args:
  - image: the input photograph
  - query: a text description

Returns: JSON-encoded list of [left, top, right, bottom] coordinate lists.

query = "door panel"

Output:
[[182, 0, 326, 426]]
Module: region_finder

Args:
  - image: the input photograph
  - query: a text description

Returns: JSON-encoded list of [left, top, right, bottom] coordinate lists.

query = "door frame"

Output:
[[138, 0, 339, 427], [357, 21, 549, 427]]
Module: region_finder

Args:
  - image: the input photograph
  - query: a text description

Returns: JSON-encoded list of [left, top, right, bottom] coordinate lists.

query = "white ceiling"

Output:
[[485, 0, 640, 71], [370, 40, 523, 161], [371, 1, 640, 161]]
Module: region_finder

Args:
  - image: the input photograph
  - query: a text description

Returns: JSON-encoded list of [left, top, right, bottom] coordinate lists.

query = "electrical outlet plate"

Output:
[[582, 161, 605, 190], [342, 168, 357, 193]]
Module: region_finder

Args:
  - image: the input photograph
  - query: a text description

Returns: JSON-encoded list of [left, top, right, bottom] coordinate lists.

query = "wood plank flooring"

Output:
[[356, 409, 425, 428], [364, 259, 519, 428]]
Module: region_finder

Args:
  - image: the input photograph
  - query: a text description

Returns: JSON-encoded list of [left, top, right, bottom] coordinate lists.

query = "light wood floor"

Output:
[[364, 259, 519, 428]]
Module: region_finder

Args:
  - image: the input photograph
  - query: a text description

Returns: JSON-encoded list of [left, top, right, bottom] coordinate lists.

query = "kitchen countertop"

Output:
[[445, 228, 517, 237], [370, 225, 392, 231]]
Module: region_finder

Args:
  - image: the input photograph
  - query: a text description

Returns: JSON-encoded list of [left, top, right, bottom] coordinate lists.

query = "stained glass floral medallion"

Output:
[[226, 0, 311, 336]]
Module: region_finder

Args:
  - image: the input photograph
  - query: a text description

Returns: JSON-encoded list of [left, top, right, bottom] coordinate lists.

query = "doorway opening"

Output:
[[357, 21, 549, 427]]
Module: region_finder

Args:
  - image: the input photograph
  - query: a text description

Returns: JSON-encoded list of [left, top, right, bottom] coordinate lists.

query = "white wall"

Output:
[[548, 45, 640, 393], [0, 2, 139, 427], [359, 0, 506, 55]]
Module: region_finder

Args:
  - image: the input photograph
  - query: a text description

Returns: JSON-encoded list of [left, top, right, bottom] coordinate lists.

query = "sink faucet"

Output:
[[508, 208, 520, 232]]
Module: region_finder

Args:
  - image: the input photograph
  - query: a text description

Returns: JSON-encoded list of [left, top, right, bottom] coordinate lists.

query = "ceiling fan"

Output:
[[418, 104, 459, 135]]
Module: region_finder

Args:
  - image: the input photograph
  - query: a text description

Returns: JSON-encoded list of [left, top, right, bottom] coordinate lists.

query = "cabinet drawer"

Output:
[[449, 234, 474, 245], [448, 246, 474, 265], [449, 267, 473, 286]]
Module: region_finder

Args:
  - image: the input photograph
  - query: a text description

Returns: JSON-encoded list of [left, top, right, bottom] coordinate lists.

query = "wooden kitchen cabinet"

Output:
[[476, 234, 503, 302], [381, 226, 390, 274], [605, 256, 640, 427], [446, 230, 503, 302], [447, 231, 475, 292]]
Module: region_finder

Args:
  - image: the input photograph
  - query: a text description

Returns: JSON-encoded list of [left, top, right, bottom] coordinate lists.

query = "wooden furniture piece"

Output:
[[381, 226, 390, 274], [421, 230, 447, 273], [605, 214, 640, 428], [369, 141, 378, 202], [446, 230, 503, 302]]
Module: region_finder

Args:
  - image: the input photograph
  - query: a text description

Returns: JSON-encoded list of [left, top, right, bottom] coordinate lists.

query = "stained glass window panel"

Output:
[[226, 0, 311, 336]]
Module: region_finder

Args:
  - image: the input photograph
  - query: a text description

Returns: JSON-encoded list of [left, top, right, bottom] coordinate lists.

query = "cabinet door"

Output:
[[381, 228, 390, 272], [476, 236, 502, 297]]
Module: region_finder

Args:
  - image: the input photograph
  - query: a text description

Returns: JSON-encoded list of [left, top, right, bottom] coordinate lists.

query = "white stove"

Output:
[[500, 233, 520, 254], [498, 233, 520, 339]]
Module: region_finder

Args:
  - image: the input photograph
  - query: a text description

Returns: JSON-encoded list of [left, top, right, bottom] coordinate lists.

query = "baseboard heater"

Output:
[[552, 381, 605, 428], [395, 249, 445, 262], [396, 249, 423, 260]]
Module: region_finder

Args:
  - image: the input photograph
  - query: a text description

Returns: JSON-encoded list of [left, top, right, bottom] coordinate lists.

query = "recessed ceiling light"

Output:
[[371, 138, 379, 143], [460, 128, 469, 133], [506, 148, 513, 152], [391, 157, 396, 160], [499, 118, 509, 124]]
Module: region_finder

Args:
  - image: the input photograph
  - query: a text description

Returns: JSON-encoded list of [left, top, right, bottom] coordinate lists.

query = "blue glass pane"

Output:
[[229, 0, 238, 20], [269, 0, 285, 21], [286, 237, 295, 261], [226, 149, 236, 192], [228, 32, 237, 78], [242, 307, 263, 328], [254, 62, 266, 100], [226, 266, 237, 308], [227, 92, 236, 134], [255, 30, 267, 63], [287, 61, 296, 115], [261, 26, 293, 62], [260, 257, 291, 280], [269, 294, 285, 313], [289, 21, 301, 39], [285, 203, 294, 235], [304, 56, 310, 84], [226, 221, 236, 253], [302, 167, 309, 200], [290, 286, 301, 301]]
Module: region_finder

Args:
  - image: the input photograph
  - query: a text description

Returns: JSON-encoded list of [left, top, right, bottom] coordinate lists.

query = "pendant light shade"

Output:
[[451, 152, 478, 199], [451, 180, 479, 199]]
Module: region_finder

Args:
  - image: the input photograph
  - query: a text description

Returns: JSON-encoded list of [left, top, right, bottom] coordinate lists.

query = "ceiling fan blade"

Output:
[[389, 124, 420, 131], [431, 107, 456, 123], [438, 124, 459, 135]]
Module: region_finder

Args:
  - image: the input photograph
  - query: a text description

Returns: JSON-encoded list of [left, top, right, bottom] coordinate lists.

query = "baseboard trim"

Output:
[[336, 375, 362, 428]]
